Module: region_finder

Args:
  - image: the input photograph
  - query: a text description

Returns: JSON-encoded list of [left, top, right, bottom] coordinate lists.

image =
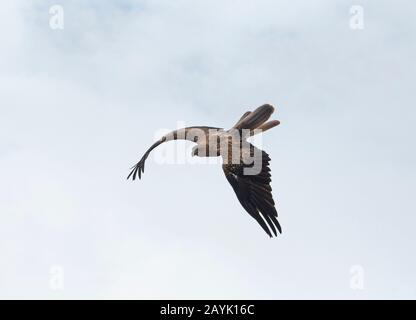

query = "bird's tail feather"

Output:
[[232, 111, 252, 128], [233, 104, 274, 130], [250, 120, 280, 136]]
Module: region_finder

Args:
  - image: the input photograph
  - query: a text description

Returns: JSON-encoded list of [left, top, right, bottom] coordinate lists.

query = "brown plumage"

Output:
[[127, 104, 281, 237]]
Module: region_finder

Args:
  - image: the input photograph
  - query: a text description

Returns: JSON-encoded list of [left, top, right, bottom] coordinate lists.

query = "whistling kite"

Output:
[[127, 104, 281, 237]]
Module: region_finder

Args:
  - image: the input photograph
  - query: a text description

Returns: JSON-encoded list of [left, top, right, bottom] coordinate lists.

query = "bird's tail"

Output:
[[251, 120, 280, 135], [233, 104, 279, 135]]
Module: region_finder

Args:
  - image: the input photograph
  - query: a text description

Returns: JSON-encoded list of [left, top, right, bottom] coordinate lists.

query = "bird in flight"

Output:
[[127, 104, 281, 237]]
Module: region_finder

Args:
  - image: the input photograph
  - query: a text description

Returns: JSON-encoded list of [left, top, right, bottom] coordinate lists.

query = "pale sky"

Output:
[[0, 0, 415, 299]]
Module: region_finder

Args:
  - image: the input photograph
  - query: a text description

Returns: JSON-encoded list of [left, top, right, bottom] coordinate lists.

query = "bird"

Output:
[[127, 104, 281, 237]]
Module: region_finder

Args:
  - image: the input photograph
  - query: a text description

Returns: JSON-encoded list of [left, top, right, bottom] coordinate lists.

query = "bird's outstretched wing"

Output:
[[127, 126, 223, 180], [127, 137, 166, 180], [222, 145, 281, 237]]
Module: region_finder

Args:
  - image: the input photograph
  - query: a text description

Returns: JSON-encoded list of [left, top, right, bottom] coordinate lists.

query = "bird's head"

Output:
[[191, 145, 200, 157], [192, 143, 222, 157], [191, 144, 210, 157]]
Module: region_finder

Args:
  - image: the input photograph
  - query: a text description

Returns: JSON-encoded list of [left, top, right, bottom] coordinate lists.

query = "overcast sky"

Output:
[[0, 0, 415, 299]]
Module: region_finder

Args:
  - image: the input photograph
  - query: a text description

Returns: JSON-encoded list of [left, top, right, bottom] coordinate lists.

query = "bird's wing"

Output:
[[222, 144, 281, 237], [127, 126, 223, 180], [127, 137, 166, 180]]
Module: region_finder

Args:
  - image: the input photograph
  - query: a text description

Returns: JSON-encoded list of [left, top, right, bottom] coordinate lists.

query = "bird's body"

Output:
[[128, 104, 281, 237]]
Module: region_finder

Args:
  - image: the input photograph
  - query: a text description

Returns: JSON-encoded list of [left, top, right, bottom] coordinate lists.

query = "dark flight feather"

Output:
[[222, 147, 281, 237]]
